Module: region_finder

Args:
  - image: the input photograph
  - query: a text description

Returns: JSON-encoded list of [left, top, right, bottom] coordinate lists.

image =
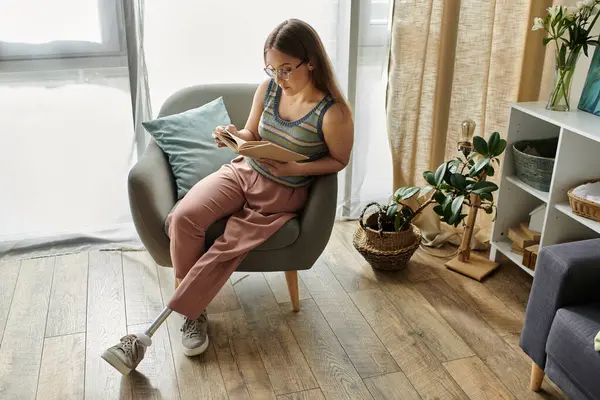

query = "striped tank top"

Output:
[[246, 79, 335, 187]]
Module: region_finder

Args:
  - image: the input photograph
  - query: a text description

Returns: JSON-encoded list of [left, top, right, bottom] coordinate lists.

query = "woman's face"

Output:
[[264, 49, 311, 95]]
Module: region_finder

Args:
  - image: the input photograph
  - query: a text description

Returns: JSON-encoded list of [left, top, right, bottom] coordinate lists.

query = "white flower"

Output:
[[565, 6, 579, 19], [532, 17, 545, 31], [547, 5, 561, 18], [584, 0, 594, 7], [577, 1, 585, 9]]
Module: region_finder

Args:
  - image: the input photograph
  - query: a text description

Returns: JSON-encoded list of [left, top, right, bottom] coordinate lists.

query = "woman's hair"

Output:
[[264, 19, 352, 116]]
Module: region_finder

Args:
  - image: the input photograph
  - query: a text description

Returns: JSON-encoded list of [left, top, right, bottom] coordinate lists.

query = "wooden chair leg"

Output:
[[529, 361, 545, 391], [285, 270, 300, 312]]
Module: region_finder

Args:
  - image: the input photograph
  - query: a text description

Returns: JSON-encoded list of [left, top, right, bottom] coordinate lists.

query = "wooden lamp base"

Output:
[[445, 253, 500, 281]]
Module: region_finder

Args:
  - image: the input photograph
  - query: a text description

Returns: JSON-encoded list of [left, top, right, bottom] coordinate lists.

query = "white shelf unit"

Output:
[[490, 101, 600, 276]]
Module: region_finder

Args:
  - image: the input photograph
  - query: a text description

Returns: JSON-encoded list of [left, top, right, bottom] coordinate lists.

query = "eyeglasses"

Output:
[[263, 59, 306, 81]]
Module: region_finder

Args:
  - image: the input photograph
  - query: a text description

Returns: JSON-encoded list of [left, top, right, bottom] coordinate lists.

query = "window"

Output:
[[0, 0, 124, 61]]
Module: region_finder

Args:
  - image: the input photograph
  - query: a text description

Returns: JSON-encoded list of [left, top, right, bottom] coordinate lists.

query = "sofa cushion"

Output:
[[546, 303, 600, 399], [142, 96, 237, 200], [164, 201, 300, 251]]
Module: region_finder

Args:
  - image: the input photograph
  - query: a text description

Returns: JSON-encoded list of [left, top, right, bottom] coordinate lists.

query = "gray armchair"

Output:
[[127, 84, 338, 311], [520, 238, 600, 399]]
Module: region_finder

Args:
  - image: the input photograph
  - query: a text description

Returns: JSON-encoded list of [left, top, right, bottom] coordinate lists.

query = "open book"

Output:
[[215, 129, 309, 162]]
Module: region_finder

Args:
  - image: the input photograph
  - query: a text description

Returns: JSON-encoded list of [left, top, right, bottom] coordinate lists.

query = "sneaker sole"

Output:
[[101, 350, 134, 375], [182, 336, 210, 357]]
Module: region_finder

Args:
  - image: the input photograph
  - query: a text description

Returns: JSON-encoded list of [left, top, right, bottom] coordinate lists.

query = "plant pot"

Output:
[[352, 204, 421, 271]]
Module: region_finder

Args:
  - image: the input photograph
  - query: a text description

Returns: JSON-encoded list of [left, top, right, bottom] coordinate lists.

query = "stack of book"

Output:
[[508, 223, 540, 269]]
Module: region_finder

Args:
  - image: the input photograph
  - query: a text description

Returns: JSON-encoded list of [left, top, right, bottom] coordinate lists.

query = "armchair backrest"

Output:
[[158, 83, 258, 129]]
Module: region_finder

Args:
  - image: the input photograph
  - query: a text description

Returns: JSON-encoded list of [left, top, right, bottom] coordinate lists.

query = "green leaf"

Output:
[[488, 132, 499, 156], [401, 206, 414, 217], [584, 43, 589, 57], [433, 205, 444, 216], [485, 206, 494, 214], [386, 203, 398, 217], [494, 139, 507, 156], [473, 136, 488, 156], [450, 173, 467, 190], [394, 213, 402, 231], [434, 162, 448, 186], [434, 191, 446, 205], [394, 186, 420, 202], [543, 37, 552, 46], [480, 192, 493, 202], [469, 157, 491, 177], [451, 195, 465, 217], [471, 181, 499, 194], [424, 171, 436, 186], [442, 194, 453, 209], [485, 165, 495, 177]]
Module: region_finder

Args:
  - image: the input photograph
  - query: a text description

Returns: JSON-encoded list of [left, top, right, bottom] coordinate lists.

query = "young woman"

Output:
[[101, 18, 354, 374]]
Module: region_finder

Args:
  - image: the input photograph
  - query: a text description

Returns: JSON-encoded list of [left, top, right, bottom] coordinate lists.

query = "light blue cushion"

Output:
[[142, 97, 236, 199]]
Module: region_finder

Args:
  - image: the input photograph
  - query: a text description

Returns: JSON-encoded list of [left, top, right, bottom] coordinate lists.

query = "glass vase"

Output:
[[546, 47, 582, 112]]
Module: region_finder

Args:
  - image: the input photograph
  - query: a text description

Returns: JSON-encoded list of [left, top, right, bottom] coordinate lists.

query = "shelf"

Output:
[[491, 239, 535, 277], [506, 175, 549, 203], [555, 202, 600, 234], [512, 102, 600, 143]]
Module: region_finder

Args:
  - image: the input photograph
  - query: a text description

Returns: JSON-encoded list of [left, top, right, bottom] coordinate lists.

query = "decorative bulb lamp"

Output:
[[445, 119, 500, 281]]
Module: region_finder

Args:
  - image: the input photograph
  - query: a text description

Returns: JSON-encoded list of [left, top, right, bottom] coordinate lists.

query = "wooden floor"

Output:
[[0, 222, 565, 400]]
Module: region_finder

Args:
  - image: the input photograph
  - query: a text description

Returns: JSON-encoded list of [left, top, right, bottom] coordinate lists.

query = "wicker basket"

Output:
[[568, 179, 600, 222], [512, 138, 558, 192], [352, 202, 421, 271]]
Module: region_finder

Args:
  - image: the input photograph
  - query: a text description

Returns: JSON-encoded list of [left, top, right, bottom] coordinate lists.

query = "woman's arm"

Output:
[[214, 79, 270, 142], [262, 103, 354, 177]]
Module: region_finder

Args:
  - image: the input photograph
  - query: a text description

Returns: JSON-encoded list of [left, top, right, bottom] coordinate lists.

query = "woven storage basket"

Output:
[[512, 137, 558, 192], [568, 179, 600, 222], [352, 202, 421, 271]]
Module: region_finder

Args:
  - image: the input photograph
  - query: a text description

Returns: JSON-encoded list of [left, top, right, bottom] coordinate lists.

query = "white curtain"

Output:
[[0, 0, 147, 261], [0, 0, 392, 260]]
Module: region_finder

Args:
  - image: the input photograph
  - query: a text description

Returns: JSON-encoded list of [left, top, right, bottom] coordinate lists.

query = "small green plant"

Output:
[[367, 132, 507, 233]]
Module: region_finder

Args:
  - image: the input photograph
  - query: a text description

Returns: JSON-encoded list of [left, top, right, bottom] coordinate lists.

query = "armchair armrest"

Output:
[[128, 140, 177, 266], [293, 173, 338, 263], [520, 238, 600, 369]]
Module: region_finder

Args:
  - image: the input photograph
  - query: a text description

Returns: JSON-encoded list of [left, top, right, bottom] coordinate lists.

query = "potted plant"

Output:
[[353, 130, 507, 273], [532, 1, 600, 111]]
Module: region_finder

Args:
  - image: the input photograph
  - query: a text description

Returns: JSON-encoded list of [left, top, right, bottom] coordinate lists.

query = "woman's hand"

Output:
[[212, 124, 238, 148], [259, 159, 302, 177]]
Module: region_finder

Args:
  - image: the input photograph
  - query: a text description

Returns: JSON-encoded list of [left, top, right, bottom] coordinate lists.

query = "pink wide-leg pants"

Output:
[[166, 157, 308, 319]]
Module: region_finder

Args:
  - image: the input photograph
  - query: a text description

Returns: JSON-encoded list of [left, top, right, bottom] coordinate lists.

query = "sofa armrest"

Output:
[[128, 140, 177, 266], [520, 238, 600, 369]]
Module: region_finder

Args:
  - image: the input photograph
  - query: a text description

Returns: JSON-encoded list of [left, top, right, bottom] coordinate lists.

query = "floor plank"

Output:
[[281, 299, 374, 400], [45, 253, 88, 337], [299, 260, 399, 378], [277, 388, 326, 400], [211, 310, 276, 400], [443, 356, 514, 400], [37, 333, 86, 400], [321, 226, 379, 292], [0, 257, 55, 400], [415, 278, 564, 400], [0, 260, 20, 345], [127, 323, 180, 400], [350, 289, 468, 400], [427, 255, 523, 338], [375, 271, 474, 363], [207, 279, 242, 314], [157, 266, 229, 400], [85, 251, 132, 400], [123, 252, 164, 326], [483, 264, 532, 319], [363, 371, 421, 400], [234, 273, 318, 396], [264, 271, 311, 305]]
